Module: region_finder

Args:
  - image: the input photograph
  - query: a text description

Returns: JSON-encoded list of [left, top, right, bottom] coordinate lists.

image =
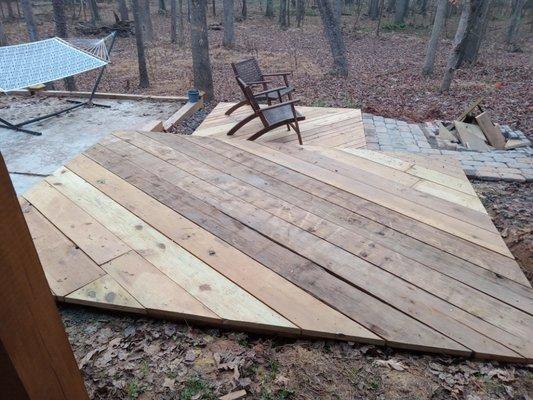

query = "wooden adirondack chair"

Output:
[[225, 57, 294, 116], [227, 77, 305, 145]]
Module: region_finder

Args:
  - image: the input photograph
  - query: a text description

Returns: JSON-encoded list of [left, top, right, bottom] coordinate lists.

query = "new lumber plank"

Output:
[[66, 274, 146, 314], [101, 251, 221, 323], [101, 135, 525, 360], [475, 112, 506, 149], [20, 200, 105, 300], [152, 134, 533, 315], [45, 168, 297, 332], [84, 142, 470, 356], [130, 133, 532, 358], [184, 136, 530, 288], [24, 180, 130, 265], [67, 154, 381, 342], [223, 139, 512, 258]]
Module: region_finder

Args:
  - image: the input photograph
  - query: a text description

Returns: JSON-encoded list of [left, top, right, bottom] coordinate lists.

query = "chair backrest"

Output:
[[231, 58, 263, 84], [235, 77, 262, 114]]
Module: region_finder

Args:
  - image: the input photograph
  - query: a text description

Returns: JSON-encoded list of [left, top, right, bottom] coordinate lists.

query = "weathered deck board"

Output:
[[193, 102, 366, 149], [20, 120, 533, 362]]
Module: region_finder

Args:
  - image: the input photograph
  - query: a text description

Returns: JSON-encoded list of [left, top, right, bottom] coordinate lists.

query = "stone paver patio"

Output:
[[362, 113, 532, 183]]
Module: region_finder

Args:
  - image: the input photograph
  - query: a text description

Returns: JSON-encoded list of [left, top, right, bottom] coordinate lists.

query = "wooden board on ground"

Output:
[[475, 112, 506, 149], [454, 121, 492, 152], [19, 125, 533, 362], [193, 102, 366, 150]]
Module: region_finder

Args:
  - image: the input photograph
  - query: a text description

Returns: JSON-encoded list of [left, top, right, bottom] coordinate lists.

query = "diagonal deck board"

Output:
[[194, 102, 366, 149], [20, 124, 533, 361]]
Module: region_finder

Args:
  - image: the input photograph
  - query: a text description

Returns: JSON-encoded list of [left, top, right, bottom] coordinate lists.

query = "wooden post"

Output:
[[0, 152, 89, 400]]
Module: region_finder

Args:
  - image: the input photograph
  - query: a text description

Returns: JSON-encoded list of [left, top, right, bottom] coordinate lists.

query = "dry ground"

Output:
[[2, 3, 533, 399]]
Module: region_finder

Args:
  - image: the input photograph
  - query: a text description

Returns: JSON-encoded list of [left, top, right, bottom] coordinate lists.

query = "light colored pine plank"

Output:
[[24, 180, 130, 265], [66, 274, 145, 313], [413, 180, 486, 213], [101, 251, 222, 323], [46, 167, 297, 332], [69, 153, 382, 343], [20, 199, 105, 300]]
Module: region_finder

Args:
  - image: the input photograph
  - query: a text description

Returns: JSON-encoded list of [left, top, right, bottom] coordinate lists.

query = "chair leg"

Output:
[[293, 118, 303, 145], [227, 114, 260, 136], [286, 123, 290, 131], [225, 99, 249, 116]]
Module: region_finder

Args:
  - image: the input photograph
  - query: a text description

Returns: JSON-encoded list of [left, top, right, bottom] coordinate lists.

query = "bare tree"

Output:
[[52, 0, 77, 90], [222, 0, 235, 48], [441, 0, 472, 92], [5, 0, 15, 20], [0, 19, 7, 46], [296, 0, 305, 27], [212, 0, 215, 16], [459, 0, 490, 66], [421, 0, 447, 76], [88, 0, 101, 23], [394, 0, 409, 24], [386, 0, 396, 12], [159, 0, 167, 11], [117, 0, 129, 20], [335, 0, 342, 22], [132, 0, 150, 87], [141, 0, 154, 41], [265, 0, 274, 17], [241, 0, 247, 19], [375, 0, 384, 36], [368, 0, 379, 20], [190, 0, 214, 99], [506, 0, 526, 47], [279, 0, 288, 28], [171, 0, 177, 42], [317, 0, 348, 76], [20, 0, 39, 42], [177, 0, 185, 46]]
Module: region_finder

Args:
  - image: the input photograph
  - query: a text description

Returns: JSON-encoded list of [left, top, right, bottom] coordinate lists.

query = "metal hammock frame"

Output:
[[0, 31, 117, 136]]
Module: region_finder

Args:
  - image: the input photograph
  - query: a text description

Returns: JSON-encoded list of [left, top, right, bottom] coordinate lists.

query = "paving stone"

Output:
[[463, 168, 477, 177], [419, 149, 442, 154], [484, 162, 507, 168], [375, 126, 387, 133], [366, 143, 380, 151], [475, 170, 501, 181], [499, 172, 526, 182]]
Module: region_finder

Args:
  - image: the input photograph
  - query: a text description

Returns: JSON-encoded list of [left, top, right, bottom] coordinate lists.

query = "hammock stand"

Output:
[[0, 31, 117, 136]]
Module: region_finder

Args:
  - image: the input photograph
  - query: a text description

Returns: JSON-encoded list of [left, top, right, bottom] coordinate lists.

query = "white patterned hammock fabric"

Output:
[[0, 34, 113, 92]]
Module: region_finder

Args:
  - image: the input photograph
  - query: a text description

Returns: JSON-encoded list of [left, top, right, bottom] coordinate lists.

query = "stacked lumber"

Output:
[[435, 99, 531, 152]]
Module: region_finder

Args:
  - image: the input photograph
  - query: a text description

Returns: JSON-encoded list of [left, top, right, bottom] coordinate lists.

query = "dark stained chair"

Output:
[[227, 77, 305, 145], [225, 57, 294, 116]]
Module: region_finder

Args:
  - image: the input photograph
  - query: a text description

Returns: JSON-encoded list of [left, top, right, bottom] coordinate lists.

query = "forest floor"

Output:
[[2, 3, 532, 138], [3, 4, 533, 399]]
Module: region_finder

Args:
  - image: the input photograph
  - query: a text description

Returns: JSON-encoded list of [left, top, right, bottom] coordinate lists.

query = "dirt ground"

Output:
[[3, 3, 532, 399]]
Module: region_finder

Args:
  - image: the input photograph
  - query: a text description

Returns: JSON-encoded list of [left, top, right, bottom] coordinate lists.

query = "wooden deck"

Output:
[[194, 102, 366, 149], [21, 130, 533, 362]]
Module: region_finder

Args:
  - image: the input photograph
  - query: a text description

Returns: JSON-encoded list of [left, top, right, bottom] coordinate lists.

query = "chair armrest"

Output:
[[247, 80, 271, 86], [253, 86, 287, 97], [261, 99, 300, 111], [262, 72, 292, 77]]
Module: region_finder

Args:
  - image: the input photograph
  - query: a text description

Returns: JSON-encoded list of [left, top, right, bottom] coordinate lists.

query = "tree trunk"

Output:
[[335, 0, 342, 22], [279, 0, 288, 28], [178, 0, 185, 46], [52, 0, 77, 91], [421, 0, 447, 76], [368, 0, 379, 20], [317, 0, 348, 76], [141, 0, 154, 41], [386, 0, 395, 12], [375, 0, 384, 36], [418, 0, 428, 15], [20, 0, 39, 42], [241, 0, 247, 19], [190, 0, 214, 99], [440, 0, 470, 92], [159, 0, 167, 11], [265, 0, 274, 17], [117, 0, 129, 20], [88, 0, 101, 23], [506, 0, 525, 46], [212, 0, 215, 16], [296, 0, 305, 27], [6, 0, 14, 20], [132, 0, 150, 87], [0, 19, 8, 46], [460, 0, 490, 66], [394, 0, 408, 24], [222, 0, 235, 48], [171, 0, 177, 42]]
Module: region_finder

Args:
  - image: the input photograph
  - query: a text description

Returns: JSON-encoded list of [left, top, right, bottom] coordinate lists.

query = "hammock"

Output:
[[0, 33, 115, 93], [0, 32, 117, 136]]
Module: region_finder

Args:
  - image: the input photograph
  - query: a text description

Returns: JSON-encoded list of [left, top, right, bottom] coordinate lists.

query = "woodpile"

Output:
[[435, 98, 531, 152], [75, 20, 133, 37]]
